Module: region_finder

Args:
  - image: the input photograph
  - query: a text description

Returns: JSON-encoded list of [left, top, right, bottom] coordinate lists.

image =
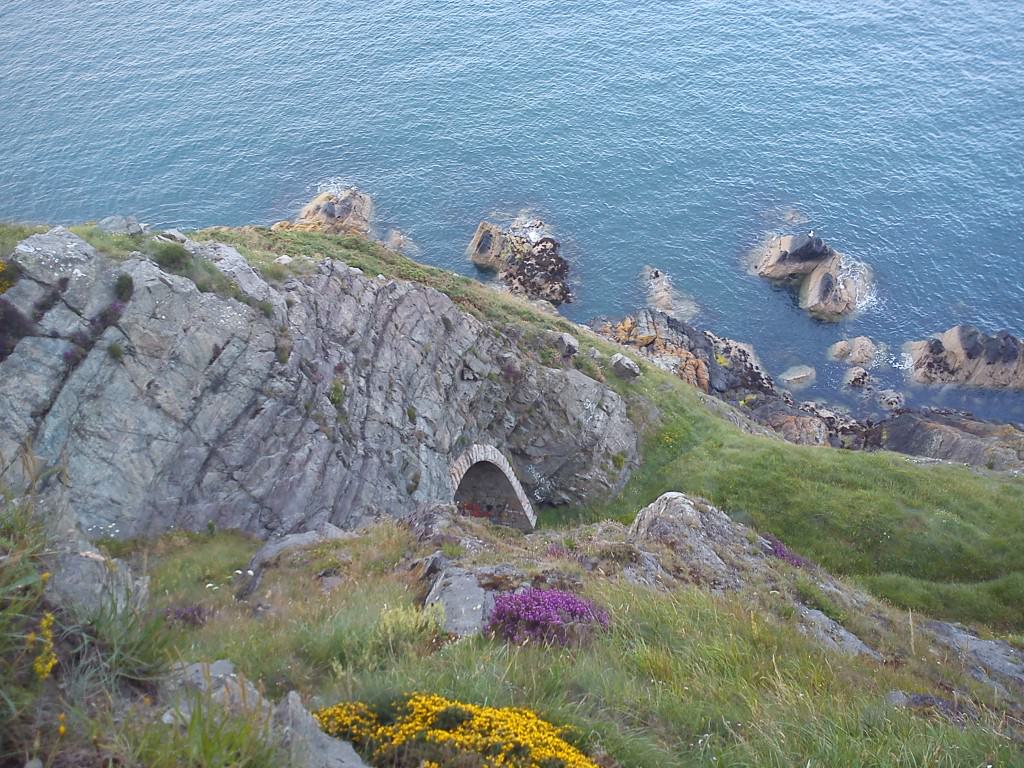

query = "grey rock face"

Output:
[[924, 620, 1024, 697], [424, 567, 494, 637], [881, 410, 1024, 471], [274, 691, 369, 768], [0, 228, 637, 539], [797, 605, 881, 659]]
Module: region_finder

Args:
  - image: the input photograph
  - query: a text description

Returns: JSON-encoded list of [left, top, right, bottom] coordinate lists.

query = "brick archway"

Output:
[[449, 444, 536, 531]]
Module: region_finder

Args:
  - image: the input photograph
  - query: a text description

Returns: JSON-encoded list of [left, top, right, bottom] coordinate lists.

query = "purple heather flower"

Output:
[[763, 533, 810, 569], [485, 587, 609, 646]]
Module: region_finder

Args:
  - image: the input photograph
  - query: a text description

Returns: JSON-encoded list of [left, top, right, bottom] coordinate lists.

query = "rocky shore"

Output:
[[467, 217, 572, 306]]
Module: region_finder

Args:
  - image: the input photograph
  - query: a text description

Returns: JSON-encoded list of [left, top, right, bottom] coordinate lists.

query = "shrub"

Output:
[[328, 377, 345, 408], [147, 240, 191, 273], [316, 693, 599, 768], [107, 342, 124, 362], [113, 273, 134, 302], [484, 588, 609, 646]]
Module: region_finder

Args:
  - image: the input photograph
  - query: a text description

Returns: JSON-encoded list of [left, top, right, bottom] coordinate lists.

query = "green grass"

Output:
[[0, 222, 47, 260]]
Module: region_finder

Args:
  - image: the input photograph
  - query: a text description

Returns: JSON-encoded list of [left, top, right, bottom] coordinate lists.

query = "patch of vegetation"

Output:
[[107, 341, 124, 361], [328, 377, 346, 409], [0, 222, 46, 260], [793, 575, 848, 625], [69, 224, 145, 260], [114, 272, 135, 302]]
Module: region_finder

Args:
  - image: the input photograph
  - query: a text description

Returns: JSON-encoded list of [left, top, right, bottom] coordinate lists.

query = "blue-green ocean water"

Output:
[[2, 0, 1022, 420]]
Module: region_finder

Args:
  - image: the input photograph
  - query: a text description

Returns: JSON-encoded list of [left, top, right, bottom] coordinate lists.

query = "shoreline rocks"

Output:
[[753, 233, 873, 320], [467, 217, 572, 305], [272, 188, 374, 236], [905, 325, 1024, 389]]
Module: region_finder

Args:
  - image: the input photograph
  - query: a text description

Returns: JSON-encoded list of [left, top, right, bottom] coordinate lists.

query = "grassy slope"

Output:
[[199, 227, 1024, 631], [136, 524, 1022, 767]]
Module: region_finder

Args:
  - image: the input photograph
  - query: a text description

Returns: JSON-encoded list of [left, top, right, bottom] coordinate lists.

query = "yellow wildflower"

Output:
[[58, 712, 66, 737], [32, 612, 58, 680]]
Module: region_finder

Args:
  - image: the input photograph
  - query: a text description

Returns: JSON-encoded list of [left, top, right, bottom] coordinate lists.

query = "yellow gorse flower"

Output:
[[316, 693, 599, 768], [32, 612, 58, 680]]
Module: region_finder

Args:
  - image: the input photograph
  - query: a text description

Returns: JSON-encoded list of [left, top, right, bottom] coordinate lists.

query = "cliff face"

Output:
[[0, 228, 637, 539]]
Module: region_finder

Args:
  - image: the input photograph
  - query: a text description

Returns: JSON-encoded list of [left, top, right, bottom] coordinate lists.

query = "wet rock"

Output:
[[753, 233, 831, 280], [611, 353, 641, 379], [778, 365, 816, 391], [753, 233, 872, 320], [466, 217, 572, 305], [843, 366, 871, 389], [905, 325, 1024, 389], [382, 229, 413, 255], [881, 409, 1024, 470], [467, 221, 508, 271], [97, 214, 143, 237], [272, 189, 373, 236], [829, 336, 878, 367], [876, 389, 905, 411], [641, 266, 698, 322], [800, 254, 872, 320]]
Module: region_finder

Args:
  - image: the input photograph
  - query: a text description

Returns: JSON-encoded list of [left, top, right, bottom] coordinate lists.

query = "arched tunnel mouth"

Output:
[[454, 460, 532, 530]]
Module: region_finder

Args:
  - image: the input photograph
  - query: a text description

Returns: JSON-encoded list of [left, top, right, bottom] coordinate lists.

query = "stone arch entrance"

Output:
[[449, 444, 536, 531]]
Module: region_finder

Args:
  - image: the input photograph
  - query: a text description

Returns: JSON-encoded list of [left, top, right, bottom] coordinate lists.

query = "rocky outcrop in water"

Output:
[[272, 189, 374, 236], [467, 217, 572, 305], [881, 409, 1024, 471], [0, 227, 636, 540], [753, 233, 872, 320], [905, 325, 1024, 389], [829, 336, 878, 367], [641, 266, 698, 322]]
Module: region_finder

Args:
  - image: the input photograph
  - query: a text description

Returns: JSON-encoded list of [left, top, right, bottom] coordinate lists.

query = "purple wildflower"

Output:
[[485, 588, 609, 646], [763, 534, 810, 569]]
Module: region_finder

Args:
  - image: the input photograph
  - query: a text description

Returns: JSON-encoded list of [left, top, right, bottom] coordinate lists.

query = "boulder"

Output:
[[753, 233, 830, 280], [274, 691, 369, 768], [611, 353, 641, 379], [467, 218, 572, 305], [753, 233, 872, 320], [550, 332, 579, 359], [161, 660, 272, 724], [273, 190, 373, 236], [801, 254, 873, 320], [905, 325, 1024, 389], [424, 567, 494, 637], [876, 389, 905, 411], [45, 544, 148, 619], [778, 365, 816, 391], [97, 214, 144, 237]]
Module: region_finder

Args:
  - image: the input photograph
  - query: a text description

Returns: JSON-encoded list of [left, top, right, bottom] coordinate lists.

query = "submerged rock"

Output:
[[641, 266, 699, 322], [466, 217, 572, 305], [829, 336, 878, 367], [905, 325, 1024, 389], [778, 365, 817, 391]]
